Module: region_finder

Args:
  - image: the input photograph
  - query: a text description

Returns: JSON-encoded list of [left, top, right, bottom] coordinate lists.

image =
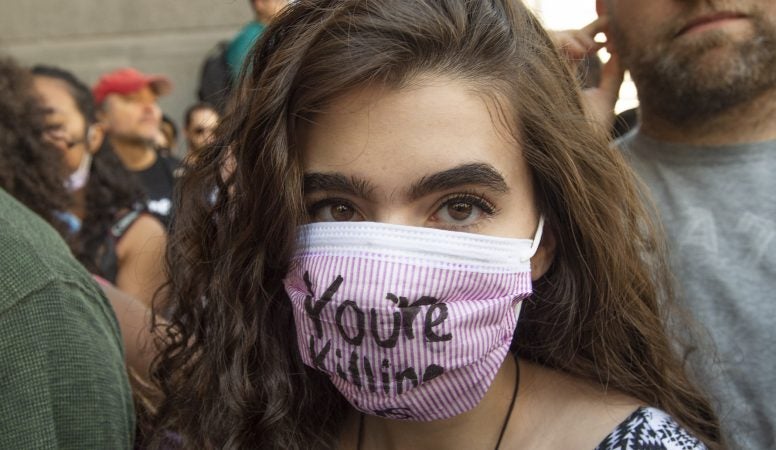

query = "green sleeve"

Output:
[[0, 280, 134, 449]]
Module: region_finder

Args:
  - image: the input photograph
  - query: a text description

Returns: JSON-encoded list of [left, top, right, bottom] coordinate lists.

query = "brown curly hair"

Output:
[[0, 57, 70, 232], [151, 1, 723, 449]]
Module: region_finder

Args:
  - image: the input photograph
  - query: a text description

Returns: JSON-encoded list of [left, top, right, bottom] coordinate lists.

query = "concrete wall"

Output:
[[0, 0, 253, 156]]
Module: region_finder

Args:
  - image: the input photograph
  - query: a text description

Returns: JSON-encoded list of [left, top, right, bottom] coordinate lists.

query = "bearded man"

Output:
[[561, 1, 776, 447]]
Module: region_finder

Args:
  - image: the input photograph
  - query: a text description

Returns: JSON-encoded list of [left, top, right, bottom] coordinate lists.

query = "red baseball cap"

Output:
[[92, 67, 172, 105]]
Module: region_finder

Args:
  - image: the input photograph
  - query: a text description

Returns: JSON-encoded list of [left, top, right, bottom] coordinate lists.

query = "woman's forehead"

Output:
[[33, 76, 76, 109], [300, 78, 524, 186]]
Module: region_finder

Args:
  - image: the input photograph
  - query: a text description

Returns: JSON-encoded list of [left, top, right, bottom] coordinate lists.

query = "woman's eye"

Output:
[[446, 201, 475, 221], [308, 201, 364, 222], [432, 195, 496, 227], [329, 204, 356, 221], [43, 123, 65, 136], [436, 201, 482, 225], [42, 124, 69, 145]]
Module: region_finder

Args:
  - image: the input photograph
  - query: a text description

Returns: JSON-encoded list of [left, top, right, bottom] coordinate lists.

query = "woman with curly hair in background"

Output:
[[31, 65, 167, 309]]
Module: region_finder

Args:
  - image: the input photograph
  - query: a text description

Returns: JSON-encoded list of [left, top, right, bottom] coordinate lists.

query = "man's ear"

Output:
[[530, 221, 556, 281], [87, 123, 105, 154]]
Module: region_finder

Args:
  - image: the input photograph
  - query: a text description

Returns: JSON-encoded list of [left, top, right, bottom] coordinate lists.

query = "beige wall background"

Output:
[[0, 0, 252, 156], [0, 0, 636, 153]]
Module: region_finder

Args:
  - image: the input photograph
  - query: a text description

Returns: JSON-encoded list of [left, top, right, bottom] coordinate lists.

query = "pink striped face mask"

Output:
[[283, 218, 544, 421]]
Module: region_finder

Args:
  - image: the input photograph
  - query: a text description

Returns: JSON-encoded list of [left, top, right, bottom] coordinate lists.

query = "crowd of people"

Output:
[[0, 0, 773, 449]]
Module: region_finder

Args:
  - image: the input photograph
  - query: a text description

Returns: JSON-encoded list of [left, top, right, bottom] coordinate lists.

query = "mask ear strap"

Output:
[[521, 216, 544, 262], [85, 124, 101, 153], [77, 151, 93, 172]]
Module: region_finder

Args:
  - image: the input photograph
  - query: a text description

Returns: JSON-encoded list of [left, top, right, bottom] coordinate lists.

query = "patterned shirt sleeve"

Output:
[[594, 407, 707, 450]]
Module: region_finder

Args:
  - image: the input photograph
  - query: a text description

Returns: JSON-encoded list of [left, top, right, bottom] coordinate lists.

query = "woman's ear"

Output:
[[87, 123, 105, 154], [530, 222, 556, 280]]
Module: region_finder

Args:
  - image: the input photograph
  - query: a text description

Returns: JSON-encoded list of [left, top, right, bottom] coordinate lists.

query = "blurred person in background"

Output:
[[562, 0, 776, 447], [0, 56, 134, 450], [226, 0, 289, 77], [198, 0, 289, 112], [183, 102, 219, 161], [33, 65, 168, 309], [155, 113, 179, 159], [94, 67, 179, 228]]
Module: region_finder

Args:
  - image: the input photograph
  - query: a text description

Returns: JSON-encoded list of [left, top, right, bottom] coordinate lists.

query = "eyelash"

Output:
[[305, 197, 358, 217], [305, 192, 499, 225], [437, 192, 498, 216]]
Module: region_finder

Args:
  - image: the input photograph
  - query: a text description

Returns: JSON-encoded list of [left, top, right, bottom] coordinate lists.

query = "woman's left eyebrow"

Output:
[[407, 163, 509, 200], [303, 172, 377, 200]]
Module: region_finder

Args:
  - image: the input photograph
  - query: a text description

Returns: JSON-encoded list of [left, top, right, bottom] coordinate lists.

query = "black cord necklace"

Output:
[[356, 356, 520, 450]]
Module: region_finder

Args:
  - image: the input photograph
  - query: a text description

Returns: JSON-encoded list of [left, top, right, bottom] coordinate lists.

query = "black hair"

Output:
[[31, 65, 97, 126]]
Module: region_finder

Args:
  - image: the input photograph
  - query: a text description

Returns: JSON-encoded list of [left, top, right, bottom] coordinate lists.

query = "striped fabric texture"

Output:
[[284, 222, 535, 421]]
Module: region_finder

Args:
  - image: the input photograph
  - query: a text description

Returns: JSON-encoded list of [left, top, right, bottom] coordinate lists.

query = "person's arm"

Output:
[[0, 281, 134, 449], [115, 213, 168, 308], [97, 279, 162, 381]]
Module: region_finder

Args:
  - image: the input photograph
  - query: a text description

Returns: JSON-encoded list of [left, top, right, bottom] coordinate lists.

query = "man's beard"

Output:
[[613, 10, 776, 126]]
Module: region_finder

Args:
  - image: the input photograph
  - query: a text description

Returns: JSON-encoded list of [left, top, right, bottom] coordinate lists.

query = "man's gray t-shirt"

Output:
[[619, 130, 776, 449]]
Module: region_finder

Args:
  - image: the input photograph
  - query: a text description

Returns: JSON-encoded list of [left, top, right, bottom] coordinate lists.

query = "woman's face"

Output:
[[33, 76, 91, 174], [301, 76, 554, 277]]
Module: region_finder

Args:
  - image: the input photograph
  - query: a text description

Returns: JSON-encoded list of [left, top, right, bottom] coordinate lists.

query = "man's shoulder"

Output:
[[0, 190, 132, 448], [611, 128, 642, 154], [227, 21, 267, 72], [232, 21, 265, 44], [0, 188, 65, 247], [0, 190, 71, 304], [614, 129, 776, 157], [0, 189, 112, 319]]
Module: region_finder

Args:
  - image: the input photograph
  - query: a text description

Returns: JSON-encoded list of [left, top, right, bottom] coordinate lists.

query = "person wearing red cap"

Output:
[[94, 67, 179, 228]]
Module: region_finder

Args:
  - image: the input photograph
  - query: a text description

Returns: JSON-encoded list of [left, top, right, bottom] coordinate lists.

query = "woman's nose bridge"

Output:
[[370, 204, 422, 227]]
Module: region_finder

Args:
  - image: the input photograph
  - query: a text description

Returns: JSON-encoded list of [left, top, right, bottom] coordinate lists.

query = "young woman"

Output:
[[151, 1, 723, 449], [31, 66, 167, 308]]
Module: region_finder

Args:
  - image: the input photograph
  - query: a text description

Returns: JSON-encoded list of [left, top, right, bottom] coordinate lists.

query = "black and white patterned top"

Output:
[[595, 407, 706, 450]]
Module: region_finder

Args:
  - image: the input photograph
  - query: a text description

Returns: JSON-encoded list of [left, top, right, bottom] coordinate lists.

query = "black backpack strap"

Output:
[[110, 206, 144, 241]]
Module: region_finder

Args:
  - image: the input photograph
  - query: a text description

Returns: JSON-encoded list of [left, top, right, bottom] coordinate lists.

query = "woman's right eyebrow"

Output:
[[303, 172, 376, 201]]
